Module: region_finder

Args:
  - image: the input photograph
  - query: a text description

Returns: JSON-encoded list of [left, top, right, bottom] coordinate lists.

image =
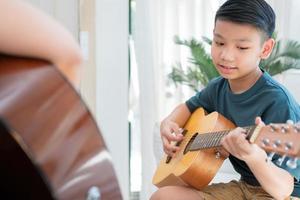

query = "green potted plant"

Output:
[[169, 34, 300, 92]]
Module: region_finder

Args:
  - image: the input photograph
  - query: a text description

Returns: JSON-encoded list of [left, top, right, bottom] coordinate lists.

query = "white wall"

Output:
[[95, 1, 129, 199]]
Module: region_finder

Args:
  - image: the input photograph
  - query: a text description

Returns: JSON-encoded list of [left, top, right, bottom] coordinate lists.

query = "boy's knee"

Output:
[[151, 186, 185, 200], [150, 186, 203, 200], [150, 187, 171, 200]]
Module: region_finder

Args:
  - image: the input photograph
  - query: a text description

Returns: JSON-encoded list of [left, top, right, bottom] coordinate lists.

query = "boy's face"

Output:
[[211, 20, 273, 80]]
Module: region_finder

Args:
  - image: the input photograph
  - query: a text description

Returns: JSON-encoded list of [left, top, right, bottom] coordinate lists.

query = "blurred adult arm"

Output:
[[0, 0, 83, 86]]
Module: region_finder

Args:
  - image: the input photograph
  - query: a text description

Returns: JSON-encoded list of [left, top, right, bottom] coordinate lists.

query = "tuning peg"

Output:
[[285, 142, 293, 151], [262, 138, 270, 146], [276, 155, 286, 166], [273, 139, 281, 148], [267, 152, 275, 162], [287, 119, 294, 125], [295, 124, 300, 133], [286, 158, 298, 169], [269, 124, 277, 132], [281, 125, 290, 133]]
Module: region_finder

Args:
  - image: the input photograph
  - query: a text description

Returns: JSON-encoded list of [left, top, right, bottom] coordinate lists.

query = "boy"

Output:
[[151, 0, 300, 199]]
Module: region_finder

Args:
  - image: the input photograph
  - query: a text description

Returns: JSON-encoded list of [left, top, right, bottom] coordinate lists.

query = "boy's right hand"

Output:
[[160, 120, 184, 157]]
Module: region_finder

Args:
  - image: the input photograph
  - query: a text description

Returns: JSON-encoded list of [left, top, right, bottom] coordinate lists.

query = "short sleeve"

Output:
[[185, 79, 218, 113]]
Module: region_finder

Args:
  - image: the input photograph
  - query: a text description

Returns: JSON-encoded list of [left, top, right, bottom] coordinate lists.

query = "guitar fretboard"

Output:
[[188, 126, 256, 152]]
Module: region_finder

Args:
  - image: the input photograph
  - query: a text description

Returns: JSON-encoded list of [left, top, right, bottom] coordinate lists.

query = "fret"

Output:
[[208, 133, 214, 147], [212, 132, 221, 147], [215, 131, 224, 146], [202, 135, 207, 148], [212, 133, 219, 147]]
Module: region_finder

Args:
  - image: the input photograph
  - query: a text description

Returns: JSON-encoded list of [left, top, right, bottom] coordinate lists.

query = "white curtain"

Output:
[[134, 1, 224, 199], [133, 0, 300, 199], [267, 0, 300, 101]]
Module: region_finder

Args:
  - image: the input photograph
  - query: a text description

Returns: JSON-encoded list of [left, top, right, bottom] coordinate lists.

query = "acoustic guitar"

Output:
[[152, 107, 300, 190], [0, 54, 123, 200]]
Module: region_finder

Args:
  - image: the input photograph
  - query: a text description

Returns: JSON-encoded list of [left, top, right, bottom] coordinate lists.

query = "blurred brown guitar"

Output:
[[152, 107, 300, 190], [0, 54, 123, 200]]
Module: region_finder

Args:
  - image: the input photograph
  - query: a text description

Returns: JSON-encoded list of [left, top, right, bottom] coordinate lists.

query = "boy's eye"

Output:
[[237, 46, 249, 50], [215, 41, 224, 46]]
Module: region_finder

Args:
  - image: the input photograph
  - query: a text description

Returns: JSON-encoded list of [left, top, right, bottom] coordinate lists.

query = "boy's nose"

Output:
[[220, 49, 234, 62]]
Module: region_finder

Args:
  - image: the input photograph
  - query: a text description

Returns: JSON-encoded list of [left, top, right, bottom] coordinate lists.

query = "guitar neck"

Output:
[[187, 122, 300, 161], [188, 126, 256, 151]]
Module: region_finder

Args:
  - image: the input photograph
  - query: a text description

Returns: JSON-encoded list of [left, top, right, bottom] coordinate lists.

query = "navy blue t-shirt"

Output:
[[185, 72, 300, 196]]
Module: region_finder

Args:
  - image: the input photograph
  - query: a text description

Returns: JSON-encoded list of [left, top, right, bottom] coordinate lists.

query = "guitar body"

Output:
[[0, 55, 122, 199], [153, 108, 236, 190]]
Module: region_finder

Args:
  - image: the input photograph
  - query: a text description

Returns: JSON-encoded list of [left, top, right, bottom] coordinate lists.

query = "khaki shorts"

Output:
[[194, 180, 300, 200]]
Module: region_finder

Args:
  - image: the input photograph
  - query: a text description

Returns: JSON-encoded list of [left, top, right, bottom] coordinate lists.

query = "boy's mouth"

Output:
[[218, 64, 237, 69], [217, 64, 237, 74]]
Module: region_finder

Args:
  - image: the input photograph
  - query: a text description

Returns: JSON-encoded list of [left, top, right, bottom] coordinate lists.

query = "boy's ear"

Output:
[[260, 38, 275, 59]]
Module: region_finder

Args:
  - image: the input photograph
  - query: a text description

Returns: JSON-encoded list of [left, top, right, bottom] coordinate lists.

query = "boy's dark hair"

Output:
[[215, 0, 276, 39]]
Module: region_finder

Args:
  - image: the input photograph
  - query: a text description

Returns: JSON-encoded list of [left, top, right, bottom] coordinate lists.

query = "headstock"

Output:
[[249, 122, 300, 169]]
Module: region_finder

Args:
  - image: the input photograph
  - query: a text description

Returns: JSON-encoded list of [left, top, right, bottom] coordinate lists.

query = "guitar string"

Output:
[[190, 126, 254, 151]]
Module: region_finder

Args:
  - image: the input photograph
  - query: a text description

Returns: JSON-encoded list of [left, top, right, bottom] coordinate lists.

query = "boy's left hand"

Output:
[[220, 117, 268, 163]]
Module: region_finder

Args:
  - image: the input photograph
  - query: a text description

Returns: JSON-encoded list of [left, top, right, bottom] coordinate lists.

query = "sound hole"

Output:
[[183, 132, 198, 155]]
